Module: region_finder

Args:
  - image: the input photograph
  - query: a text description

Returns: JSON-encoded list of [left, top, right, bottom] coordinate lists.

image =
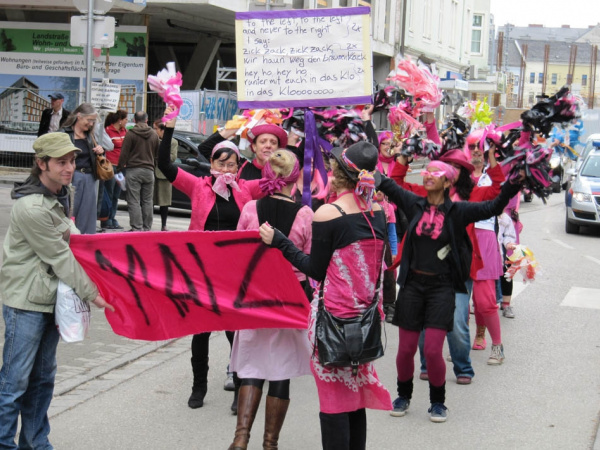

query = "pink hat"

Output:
[[247, 124, 288, 149], [440, 149, 474, 173]]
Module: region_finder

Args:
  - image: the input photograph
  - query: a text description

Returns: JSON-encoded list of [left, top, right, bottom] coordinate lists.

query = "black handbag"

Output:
[[315, 266, 385, 375]]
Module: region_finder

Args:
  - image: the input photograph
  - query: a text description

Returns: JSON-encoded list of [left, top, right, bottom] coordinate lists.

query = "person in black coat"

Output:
[[377, 161, 522, 423], [37, 93, 70, 137]]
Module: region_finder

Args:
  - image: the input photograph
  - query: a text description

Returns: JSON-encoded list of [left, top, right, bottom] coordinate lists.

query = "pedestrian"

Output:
[[37, 92, 70, 137], [0, 132, 113, 449], [391, 146, 504, 384], [118, 111, 159, 231], [61, 103, 105, 234], [101, 110, 128, 230], [259, 141, 392, 450], [156, 106, 264, 413], [378, 159, 521, 422], [467, 132, 508, 364], [152, 119, 177, 231], [228, 149, 313, 450]]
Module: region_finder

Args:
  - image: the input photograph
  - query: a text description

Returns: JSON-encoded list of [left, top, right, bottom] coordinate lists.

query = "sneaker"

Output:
[[428, 403, 448, 423], [487, 344, 505, 365], [390, 396, 410, 417], [502, 305, 515, 318], [223, 373, 235, 391], [111, 220, 124, 230], [419, 372, 429, 381]]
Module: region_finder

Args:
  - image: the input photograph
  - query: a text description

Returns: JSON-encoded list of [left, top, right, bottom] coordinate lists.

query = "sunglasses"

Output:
[[420, 169, 446, 178]]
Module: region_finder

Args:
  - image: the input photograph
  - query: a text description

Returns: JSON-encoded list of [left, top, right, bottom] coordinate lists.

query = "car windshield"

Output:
[[581, 154, 600, 178], [581, 140, 600, 161], [186, 135, 206, 146]]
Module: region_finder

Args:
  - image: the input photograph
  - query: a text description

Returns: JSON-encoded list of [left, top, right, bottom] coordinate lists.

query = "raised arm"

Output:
[[157, 127, 178, 183], [390, 155, 427, 196]]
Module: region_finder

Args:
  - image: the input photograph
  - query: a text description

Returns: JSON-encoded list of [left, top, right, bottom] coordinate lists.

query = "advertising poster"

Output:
[[0, 21, 146, 153]]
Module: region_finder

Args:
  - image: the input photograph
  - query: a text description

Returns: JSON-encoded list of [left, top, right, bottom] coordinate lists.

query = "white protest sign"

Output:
[[235, 7, 372, 108], [90, 82, 121, 111]]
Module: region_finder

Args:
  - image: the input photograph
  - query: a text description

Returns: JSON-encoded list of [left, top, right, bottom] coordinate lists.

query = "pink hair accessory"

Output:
[[259, 156, 300, 196], [211, 140, 240, 158], [147, 62, 183, 122], [426, 160, 458, 183]]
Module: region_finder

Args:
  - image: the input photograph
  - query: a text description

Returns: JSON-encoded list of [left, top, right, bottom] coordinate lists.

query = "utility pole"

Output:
[[85, 0, 94, 103]]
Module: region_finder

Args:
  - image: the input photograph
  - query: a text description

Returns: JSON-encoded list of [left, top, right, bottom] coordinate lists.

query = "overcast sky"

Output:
[[490, 0, 600, 29]]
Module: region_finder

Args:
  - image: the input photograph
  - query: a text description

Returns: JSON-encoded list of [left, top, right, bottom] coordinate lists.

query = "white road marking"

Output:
[[584, 255, 600, 266], [560, 287, 600, 310], [551, 238, 574, 250]]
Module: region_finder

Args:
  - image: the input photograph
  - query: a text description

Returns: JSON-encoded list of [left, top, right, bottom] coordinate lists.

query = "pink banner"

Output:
[[70, 231, 310, 341]]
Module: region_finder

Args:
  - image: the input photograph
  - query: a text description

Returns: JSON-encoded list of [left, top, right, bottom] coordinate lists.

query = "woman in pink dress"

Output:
[[228, 149, 313, 450], [260, 141, 392, 450]]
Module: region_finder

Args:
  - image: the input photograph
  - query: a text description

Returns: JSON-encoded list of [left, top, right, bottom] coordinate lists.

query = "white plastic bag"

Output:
[[55, 280, 90, 343], [115, 172, 126, 191]]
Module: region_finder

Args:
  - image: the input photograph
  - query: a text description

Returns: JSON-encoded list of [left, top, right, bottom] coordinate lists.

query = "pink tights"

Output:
[[396, 327, 447, 387]]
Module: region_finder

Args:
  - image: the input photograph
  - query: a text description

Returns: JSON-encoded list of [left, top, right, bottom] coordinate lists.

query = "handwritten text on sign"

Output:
[[70, 231, 310, 341], [235, 7, 372, 108]]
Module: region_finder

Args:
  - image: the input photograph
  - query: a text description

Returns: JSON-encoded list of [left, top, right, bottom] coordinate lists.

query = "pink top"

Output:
[[172, 170, 263, 231], [237, 200, 314, 281]]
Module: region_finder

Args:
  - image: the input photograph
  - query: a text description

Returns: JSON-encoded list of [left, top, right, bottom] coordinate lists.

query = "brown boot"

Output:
[[228, 385, 262, 450], [262, 396, 290, 450], [473, 325, 487, 350]]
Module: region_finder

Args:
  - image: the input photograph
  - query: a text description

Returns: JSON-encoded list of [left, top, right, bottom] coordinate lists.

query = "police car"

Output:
[[565, 143, 600, 234]]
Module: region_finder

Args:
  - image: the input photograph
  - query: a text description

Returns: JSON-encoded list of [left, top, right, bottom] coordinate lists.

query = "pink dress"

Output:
[[229, 200, 314, 380], [309, 239, 392, 414]]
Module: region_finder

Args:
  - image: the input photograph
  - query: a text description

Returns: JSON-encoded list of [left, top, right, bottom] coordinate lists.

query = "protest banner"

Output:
[[235, 7, 372, 108], [70, 230, 310, 341]]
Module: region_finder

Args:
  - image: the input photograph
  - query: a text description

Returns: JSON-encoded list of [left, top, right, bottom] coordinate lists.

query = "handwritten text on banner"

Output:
[[70, 231, 310, 341], [235, 7, 372, 108]]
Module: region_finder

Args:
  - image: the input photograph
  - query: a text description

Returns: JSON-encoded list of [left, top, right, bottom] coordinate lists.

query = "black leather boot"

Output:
[[188, 357, 209, 409]]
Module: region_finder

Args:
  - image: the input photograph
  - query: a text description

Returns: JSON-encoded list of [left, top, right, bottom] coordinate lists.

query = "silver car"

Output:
[[565, 147, 600, 234]]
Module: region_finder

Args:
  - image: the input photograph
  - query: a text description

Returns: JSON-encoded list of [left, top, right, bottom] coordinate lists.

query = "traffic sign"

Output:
[[72, 0, 114, 14]]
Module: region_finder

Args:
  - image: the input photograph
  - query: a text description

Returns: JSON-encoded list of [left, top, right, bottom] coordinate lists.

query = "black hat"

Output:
[[49, 92, 64, 100], [330, 141, 380, 183]]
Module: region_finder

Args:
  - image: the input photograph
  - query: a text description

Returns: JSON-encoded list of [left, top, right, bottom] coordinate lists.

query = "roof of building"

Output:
[[496, 24, 592, 42]]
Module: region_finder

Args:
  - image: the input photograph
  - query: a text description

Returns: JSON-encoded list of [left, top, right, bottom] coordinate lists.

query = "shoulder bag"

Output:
[[315, 259, 385, 375]]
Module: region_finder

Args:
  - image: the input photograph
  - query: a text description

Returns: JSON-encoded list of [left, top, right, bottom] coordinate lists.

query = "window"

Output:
[[582, 74, 588, 86], [530, 72, 535, 83], [551, 73, 557, 85], [538, 73, 543, 84], [470, 14, 483, 53], [449, 0, 458, 48], [423, 0, 432, 39]]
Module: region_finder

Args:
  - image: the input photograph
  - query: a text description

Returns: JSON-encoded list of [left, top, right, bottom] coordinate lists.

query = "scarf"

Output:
[[211, 170, 240, 201]]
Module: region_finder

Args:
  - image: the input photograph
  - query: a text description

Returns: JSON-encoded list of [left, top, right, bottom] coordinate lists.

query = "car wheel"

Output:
[[565, 217, 579, 234]]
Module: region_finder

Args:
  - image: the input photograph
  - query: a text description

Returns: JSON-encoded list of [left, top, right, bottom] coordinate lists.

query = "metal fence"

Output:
[[0, 86, 238, 168]]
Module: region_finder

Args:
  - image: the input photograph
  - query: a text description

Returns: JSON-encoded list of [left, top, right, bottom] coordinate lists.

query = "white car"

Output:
[[565, 146, 600, 234]]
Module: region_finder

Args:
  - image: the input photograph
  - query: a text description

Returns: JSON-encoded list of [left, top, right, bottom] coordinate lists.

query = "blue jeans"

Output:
[[0, 305, 60, 450], [103, 177, 122, 225], [420, 279, 474, 379]]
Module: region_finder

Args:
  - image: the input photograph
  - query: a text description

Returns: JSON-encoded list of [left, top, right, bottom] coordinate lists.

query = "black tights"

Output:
[[160, 205, 169, 228], [240, 378, 290, 400], [191, 331, 234, 362], [319, 409, 367, 450]]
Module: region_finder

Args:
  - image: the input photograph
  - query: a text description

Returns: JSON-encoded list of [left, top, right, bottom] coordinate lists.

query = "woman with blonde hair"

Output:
[[228, 149, 313, 450], [260, 141, 392, 450]]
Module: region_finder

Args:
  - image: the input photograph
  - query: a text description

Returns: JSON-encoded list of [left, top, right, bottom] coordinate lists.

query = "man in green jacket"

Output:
[[0, 132, 113, 449]]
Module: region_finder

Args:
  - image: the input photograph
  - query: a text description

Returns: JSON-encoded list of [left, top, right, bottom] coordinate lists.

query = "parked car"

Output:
[[170, 131, 212, 209], [565, 146, 600, 234], [119, 130, 211, 210]]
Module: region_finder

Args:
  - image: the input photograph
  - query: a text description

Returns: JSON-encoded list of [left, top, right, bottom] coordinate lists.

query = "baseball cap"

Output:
[[49, 92, 64, 100], [33, 133, 80, 158]]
